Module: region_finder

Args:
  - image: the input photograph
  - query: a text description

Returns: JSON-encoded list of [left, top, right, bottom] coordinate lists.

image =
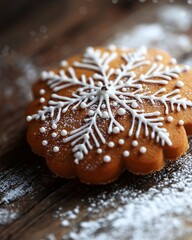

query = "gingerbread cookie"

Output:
[[26, 46, 192, 184]]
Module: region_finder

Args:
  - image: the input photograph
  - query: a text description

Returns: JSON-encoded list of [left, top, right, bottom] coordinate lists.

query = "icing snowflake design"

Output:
[[27, 46, 192, 163]]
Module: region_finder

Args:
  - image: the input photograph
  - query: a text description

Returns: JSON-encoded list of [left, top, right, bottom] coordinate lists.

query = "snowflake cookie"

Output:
[[26, 46, 192, 184]]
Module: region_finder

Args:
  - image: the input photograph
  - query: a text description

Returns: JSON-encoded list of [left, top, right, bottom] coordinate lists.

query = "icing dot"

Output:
[[40, 97, 45, 103], [131, 102, 138, 109], [52, 132, 57, 138], [40, 127, 46, 133], [108, 44, 116, 51], [61, 130, 68, 136], [90, 96, 95, 100], [26, 116, 32, 122], [88, 110, 94, 116], [60, 60, 68, 67], [167, 116, 173, 122], [113, 127, 120, 134], [155, 55, 163, 61], [75, 151, 83, 160], [176, 80, 184, 88], [118, 139, 125, 145], [53, 146, 59, 152], [108, 141, 115, 148], [113, 102, 117, 107], [97, 148, 102, 154], [170, 58, 177, 64], [101, 104, 106, 109], [80, 102, 87, 109], [84, 134, 89, 140], [52, 123, 57, 129], [97, 81, 103, 87], [39, 89, 45, 95], [122, 88, 127, 92], [132, 140, 138, 147], [103, 155, 111, 163], [102, 111, 109, 119], [41, 71, 48, 80], [123, 150, 130, 157], [140, 146, 147, 154], [117, 108, 126, 116], [119, 81, 123, 85], [178, 120, 184, 126], [42, 140, 48, 146]]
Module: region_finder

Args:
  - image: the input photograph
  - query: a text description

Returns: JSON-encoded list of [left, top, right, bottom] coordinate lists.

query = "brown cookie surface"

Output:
[[26, 46, 192, 184]]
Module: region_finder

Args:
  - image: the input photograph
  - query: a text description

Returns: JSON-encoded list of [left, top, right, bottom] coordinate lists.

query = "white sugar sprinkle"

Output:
[[176, 80, 184, 88], [123, 150, 130, 157], [167, 116, 173, 122], [42, 140, 48, 146], [39, 89, 45, 95], [40, 97, 45, 103], [108, 142, 115, 148], [118, 139, 125, 145], [140, 146, 147, 154], [112, 127, 120, 134], [40, 127, 46, 133], [61, 130, 68, 136], [178, 120, 184, 126]]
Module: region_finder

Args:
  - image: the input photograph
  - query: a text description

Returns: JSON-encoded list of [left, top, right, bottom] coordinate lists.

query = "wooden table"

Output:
[[1, 1, 192, 239]]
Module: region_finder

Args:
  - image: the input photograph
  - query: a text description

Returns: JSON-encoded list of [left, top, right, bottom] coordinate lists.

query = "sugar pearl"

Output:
[[140, 146, 147, 154], [40, 127, 46, 133], [113, 102, 117, 107], [97, 81, 103, 87], [113, 127, 120, 134], [117, 108, 126, 116], [26, 116, 32, 122], [123, 150, 130, 157], [90, 96, 95, 100], [40, 97, 45, 103], [178, 120, 184, 126], [176, 80, 184, 88], [167, 116, 173, 122], [102, 111, 109, 119], [108, 141, 115, 148], [155, 55, 163, 61], [80, 102, 87, 109], [61, 130, 68, 136], [88, 110, 94, 116], [118, 139, 125, 145], [170, 58, 177, 64], [103, 155, 111, 163], [131, 102, 138, 109], [101, 104, 106, 109], [52, 132, 57, 138], [60, 60, 68, 67], [41, 71, 48, 80], [52, 123, 57, 129], [42, 140, 48, 146], [132, 140, 138, 147], [39, 89, 45, 95], [97, 148, 102, 154], [53, 146, 59, 152]]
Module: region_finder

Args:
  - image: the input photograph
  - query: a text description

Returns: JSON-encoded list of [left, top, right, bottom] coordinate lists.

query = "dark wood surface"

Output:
[[1, 1, 192, 239]]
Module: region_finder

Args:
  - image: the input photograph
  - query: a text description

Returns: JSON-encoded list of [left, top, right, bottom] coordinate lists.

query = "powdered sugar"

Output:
[[52, 140, 192, 240]]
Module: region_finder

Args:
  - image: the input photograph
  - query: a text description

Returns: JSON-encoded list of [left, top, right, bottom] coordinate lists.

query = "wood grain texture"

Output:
[[1, 0, 192, 239]]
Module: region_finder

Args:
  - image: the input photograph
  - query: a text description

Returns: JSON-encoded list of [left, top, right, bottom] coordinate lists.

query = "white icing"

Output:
[[28, 46, 192, 161], [61, 130, 68, 136], [42, 140, 48, 146], [123, 150, 130, 157], [113, 127, 120, 134], [39, 89, 45, 95], [52, 132, 57, 138], [103, 155, 111, 162], [60, 60, 68, 67], [26, 116, 32, 122], [155, 55, 163, 61], [118, 139, 125, 145], [167, 116, 173, 122], [132, 140, 138, 147], [170, 58, 177, 64], [140, 146, 147, 154], [41, 71, 48, 80], [40, 97, 45, 103], [53, 146, 59, 152], [178, 120, 184, 126], [40, 127, 46, 133], [117, 108, 126, 116], [97, 148, 102, 154], [108, 141, 115, 148], [176, 80, 184, 88]]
